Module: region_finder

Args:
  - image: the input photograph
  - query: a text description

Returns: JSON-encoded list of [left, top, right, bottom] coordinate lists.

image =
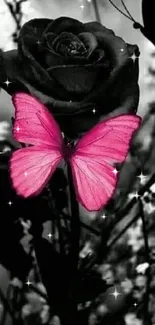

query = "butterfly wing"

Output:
[[10, 92, 63, 197], [10, 146, 62, 197], [70, 114, 141, 211], [12, 92, 63, 147]]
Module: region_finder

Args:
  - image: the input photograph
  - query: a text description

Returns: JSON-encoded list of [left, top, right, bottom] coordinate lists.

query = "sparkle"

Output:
[[3, 79, 12, 87], [69, 100, 72, 103], [137, 172, 147, 184], [110, 287, 121, 300], [130, 52, 139, 63], [113, 168, 118, 175], [8, 201, 12, 206], [129, 191, 140, 200], [134, 303, 137, 307], [92, 108, 96, 114], [120, 48, 124, 52], [47, 233, 53, 239], [24, 172, 28, 176], [80, 4, 85, 9], [16, 126, 20, 132], [26, 279, 32, 287], [36, 40, 41, 45], [101, 214, 106, 219]]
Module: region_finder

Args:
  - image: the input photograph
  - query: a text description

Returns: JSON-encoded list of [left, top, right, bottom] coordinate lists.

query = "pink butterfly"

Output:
[[9, 92, 141, 211]]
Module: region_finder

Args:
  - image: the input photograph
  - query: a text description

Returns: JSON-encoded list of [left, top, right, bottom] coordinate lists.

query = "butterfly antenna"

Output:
[[108, 0, 136, 23], [121, 0, 136, 22]]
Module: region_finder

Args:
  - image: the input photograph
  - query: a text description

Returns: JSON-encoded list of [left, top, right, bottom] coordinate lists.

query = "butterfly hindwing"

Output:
[[10, 146, 62, 197]]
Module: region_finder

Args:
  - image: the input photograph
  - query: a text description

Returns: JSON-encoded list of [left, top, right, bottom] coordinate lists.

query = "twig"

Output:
[[24, 283, 48, 302], [107, 212, 140, 250], [139, 200, 152, 325], [62, 211, 100, 236], [4, 0, 27, 43], [0, 286, 16, 323], [109, 173, 155, 232], [92, 0, 101, 23]]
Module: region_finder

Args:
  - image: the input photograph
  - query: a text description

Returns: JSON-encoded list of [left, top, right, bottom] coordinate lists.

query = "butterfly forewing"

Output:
[[12, 92, 63, 147]]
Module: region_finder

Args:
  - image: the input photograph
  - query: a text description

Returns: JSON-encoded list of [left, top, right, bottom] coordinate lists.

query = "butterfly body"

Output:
[[10, 93, 141, 211]]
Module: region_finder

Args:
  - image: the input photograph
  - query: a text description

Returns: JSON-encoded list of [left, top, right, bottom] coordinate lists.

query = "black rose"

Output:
[[0, 17, 140, 138]]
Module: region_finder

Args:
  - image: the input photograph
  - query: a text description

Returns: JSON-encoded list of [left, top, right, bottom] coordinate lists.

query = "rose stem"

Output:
[[66, 162, 80, 324]]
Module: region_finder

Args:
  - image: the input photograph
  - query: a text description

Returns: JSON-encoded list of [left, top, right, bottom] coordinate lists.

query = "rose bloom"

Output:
[[0, 17, 139, 138]]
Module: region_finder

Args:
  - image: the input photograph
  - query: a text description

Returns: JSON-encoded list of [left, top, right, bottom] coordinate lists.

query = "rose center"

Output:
[[60, 40, 86, 56]]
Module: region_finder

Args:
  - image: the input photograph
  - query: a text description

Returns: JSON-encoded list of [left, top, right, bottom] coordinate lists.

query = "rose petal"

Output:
[[48, 65, 101, 94], [19, 18, 52, 40], [94, 31, 128, 66], [78, 32, 98, 56], [89, 49, 106, 63], [44, 32, 57, 50], [44, 49, 88, 68], [43, 17, 86, 35], [85, 21, 115, 35]]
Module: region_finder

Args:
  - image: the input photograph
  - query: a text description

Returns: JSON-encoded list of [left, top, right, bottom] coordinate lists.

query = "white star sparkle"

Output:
[[16, 126, 20, 132], [36, 40, 41, 45], [134, 303, 137, 307], [3, 79, 12, 87], [101, 214, 106, 219], [8, 201, 12, 206], [130, 52, 139, 63], [110, 287, 121, 300], [26, 279, 32, 287], [24, 172, 28, 176], [92, 108, 96, 114], [47, 233, 53, 239], [80, 4, 85, 9], [137, 172, 148, 185], [113, 168, 118, 175]]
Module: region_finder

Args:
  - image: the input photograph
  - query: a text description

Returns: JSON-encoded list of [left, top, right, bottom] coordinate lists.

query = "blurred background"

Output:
[[1, 1, 155, 325]]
